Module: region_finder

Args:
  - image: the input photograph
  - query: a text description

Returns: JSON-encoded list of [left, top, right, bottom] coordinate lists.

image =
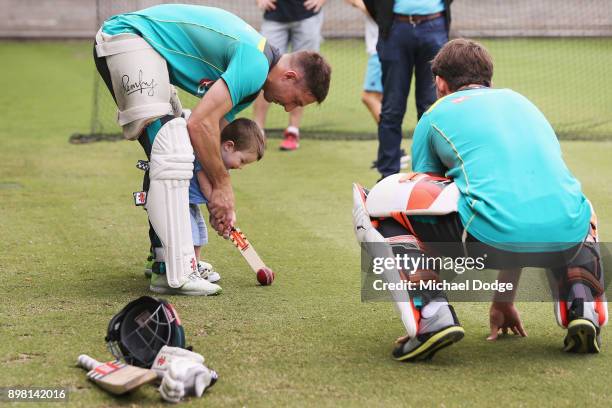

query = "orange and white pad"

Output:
[[353, 183, 420, 337], [365, 173, 459, 218], [229, 227, 266, 273], [555, 298, 608, 328]]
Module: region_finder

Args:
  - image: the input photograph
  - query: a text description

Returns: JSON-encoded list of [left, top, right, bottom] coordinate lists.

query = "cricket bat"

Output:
[[229, 227, 266, 272], [77, 354, 158, 395], [229, 227, 275, 285]]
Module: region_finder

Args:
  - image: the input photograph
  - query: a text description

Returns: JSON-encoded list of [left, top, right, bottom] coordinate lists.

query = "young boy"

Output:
[[146, 117, 265, 295], [188, 117, 266, 285]]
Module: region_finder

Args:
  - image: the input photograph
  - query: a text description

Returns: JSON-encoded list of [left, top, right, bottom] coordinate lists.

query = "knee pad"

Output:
[[366, 173, 459, 218], [95, 29, 175, 140], [145, 117, 197, 288]]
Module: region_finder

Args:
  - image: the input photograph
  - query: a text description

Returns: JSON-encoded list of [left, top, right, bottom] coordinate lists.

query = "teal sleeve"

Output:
[[223, 111, 236, 123], [226, 99, 254, 122], [221, 44, 268, 108], [411, 115, 446, 174]]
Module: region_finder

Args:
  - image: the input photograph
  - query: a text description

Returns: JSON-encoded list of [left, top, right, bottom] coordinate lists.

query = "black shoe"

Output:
[[563, 299, 601, 353], [392, 304, 464, 361]]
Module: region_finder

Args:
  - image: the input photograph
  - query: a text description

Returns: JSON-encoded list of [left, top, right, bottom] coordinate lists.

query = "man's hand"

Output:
[[487, 302, 527, 341], [304, 0, 326, 12], [187, 79, 235, 236], [209, 213, 235, 239], [256, 0, 276, 11], [207, 182, 236, 236]]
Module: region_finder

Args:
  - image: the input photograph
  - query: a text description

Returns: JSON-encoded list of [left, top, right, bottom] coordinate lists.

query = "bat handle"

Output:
[[77, 354, 102, 371]]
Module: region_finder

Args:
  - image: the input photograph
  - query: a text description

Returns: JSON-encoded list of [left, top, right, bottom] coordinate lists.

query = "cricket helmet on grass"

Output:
[[106, 296, 186, 368]]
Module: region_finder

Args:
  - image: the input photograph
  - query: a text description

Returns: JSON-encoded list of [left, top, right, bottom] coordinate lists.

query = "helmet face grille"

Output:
[[106, 296, 185, 368], [121, 304, 173, 367]]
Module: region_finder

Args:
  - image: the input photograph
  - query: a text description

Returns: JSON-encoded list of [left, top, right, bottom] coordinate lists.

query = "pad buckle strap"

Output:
[[567, 267, 604, 297], [403, 269, 439, 284], [117, 103, 174, 126], [133, 191, 147, 206], [136, 160, 150, 172], [95, 34, 154, 57]]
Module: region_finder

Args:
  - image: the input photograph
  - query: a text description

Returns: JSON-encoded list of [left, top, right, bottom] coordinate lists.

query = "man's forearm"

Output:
[[187, 119, 229, 188], [493, 268, 522, 303]]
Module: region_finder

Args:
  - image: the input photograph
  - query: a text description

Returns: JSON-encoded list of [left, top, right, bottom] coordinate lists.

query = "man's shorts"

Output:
[[260, 12, 323, 53], [363, 53, 383, 93], [189, 204, 208, 247]]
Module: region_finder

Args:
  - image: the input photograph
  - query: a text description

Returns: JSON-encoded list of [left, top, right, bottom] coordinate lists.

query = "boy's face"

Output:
[[221, 141, 258, 170]]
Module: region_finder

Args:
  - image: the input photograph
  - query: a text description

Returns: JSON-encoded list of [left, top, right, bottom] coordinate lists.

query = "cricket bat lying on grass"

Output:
[[77, 354, 158, 395]]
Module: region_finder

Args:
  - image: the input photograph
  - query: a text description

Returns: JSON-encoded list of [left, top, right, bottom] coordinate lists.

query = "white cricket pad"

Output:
[[146, 118, 196, 288], [95, 29, 175, 140], [366, 173, 459, 217], [353, 183, 419, 337]]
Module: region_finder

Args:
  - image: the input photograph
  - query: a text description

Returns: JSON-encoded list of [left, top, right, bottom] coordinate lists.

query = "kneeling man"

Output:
[[353, 39, 607, 361]]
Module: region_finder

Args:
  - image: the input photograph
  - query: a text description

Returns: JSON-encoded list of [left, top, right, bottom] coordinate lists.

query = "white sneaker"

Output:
[[150, 272, 222, 296], [198, 261, 221, 283], [400, 155, 411, 169]]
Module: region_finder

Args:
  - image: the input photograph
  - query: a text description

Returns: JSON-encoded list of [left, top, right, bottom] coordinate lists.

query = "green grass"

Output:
[[481, 38, 612, 139], [1, 41, 612, 407]]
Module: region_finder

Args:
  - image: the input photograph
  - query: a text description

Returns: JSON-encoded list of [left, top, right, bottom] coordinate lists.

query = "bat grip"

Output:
[[77, 354, 102, 371]]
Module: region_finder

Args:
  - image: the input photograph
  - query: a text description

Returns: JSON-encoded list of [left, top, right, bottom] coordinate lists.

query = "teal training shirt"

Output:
[[411, 88, 591, 251], [102, 4, 269, 121], [393, 0, 445, 15]]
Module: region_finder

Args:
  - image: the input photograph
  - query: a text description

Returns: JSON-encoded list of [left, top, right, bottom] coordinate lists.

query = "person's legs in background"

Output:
[[413, 16, 448, 118], [363, 53, 411, 170], [362, 53, 383, 123], [376, 21, 415, 178], [279, 12, 324, 151]]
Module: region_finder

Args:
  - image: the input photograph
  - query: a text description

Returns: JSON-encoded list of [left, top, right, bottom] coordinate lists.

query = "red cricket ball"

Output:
[[256, 267, 275, 286]]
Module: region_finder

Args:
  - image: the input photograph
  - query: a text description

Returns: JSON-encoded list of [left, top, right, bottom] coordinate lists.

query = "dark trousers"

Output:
[[376, 16, 448, 177]]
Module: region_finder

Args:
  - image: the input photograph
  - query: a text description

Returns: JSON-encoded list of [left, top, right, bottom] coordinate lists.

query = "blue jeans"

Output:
[[376, 16, 448, 177]]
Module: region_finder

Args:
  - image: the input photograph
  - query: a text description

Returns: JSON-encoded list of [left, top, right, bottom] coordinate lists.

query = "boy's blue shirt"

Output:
[[189, 159, 208, 205]]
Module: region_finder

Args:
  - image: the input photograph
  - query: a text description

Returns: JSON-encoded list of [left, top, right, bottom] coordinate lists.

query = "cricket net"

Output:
[[79, 0, 612, 142]]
